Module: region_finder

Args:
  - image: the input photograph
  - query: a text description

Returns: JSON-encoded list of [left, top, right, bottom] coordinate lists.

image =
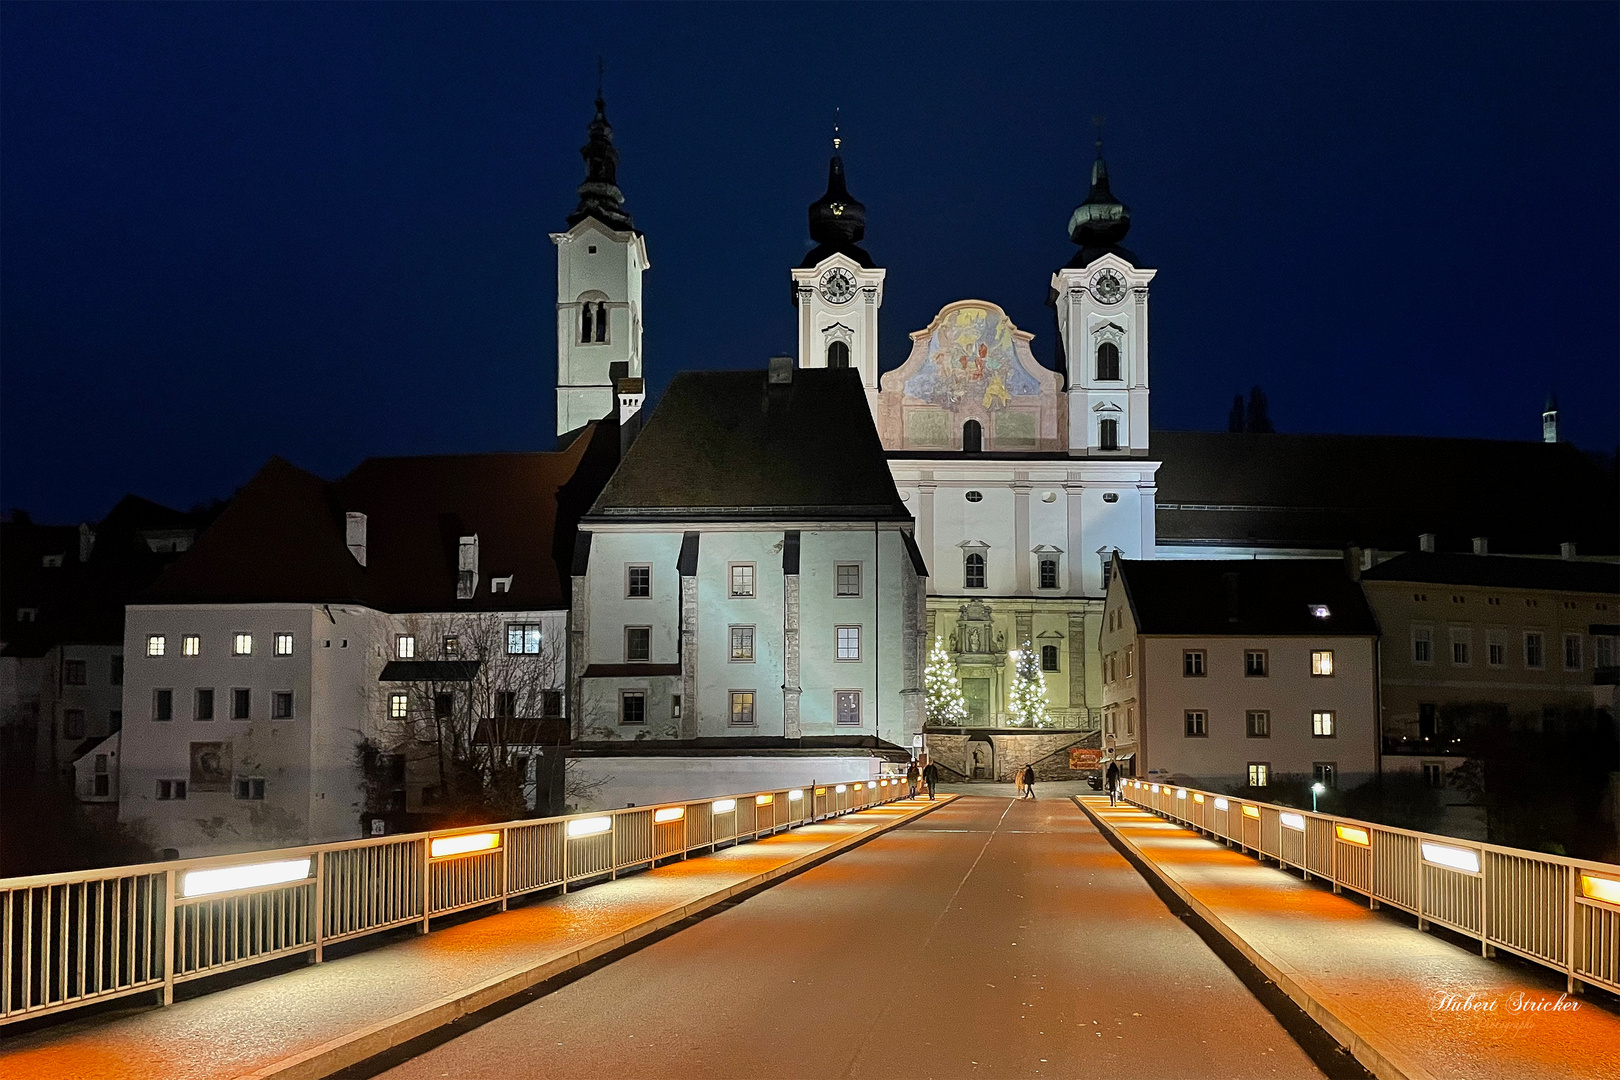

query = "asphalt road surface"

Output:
[[376, 795, 1327, 1079]]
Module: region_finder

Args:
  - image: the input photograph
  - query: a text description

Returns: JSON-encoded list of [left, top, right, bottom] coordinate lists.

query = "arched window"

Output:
[[826, 340, 850, 369], [962, 419, 983, 453], [578, 296, 610, 344], [964, 552, 986, 589], [1096, 341, 1120, 381], [594, 302, 608, 343], [1099, 417, 1119, 451], [579, 303, 593, 344]]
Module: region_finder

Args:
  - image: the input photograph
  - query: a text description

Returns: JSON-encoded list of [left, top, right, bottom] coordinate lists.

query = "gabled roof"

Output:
[[1116, 558, 1378, 636], [1361, 552, 1619, 594], [588, 369, 910, 522]]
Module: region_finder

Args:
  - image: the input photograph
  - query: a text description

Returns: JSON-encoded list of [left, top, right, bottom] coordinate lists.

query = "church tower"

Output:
[[552, 93, 649, 437], [1050, 144, 1156, 456], [790, 134, 885, 392]]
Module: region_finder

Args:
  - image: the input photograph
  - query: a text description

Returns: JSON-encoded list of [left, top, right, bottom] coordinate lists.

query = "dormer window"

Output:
[[491, 576, 513, 594], [1096, 341, 1120, 381]]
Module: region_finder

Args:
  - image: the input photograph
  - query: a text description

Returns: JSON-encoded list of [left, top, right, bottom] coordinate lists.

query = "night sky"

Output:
[[3, 4, 1616, 523]]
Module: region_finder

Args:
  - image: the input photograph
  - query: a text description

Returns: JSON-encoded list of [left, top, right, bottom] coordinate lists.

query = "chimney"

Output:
[[768, 354, 794, 385], [615, 375, 645, 459], [1561, 541, 1577, 560], [1344, 546, 1363, 581], [1419, 533, 1436, 553], [1472, 536, 1489, 556], [345, 512, 368, 566], [457, 534, 479, 599], [78, 523, 96, 564]]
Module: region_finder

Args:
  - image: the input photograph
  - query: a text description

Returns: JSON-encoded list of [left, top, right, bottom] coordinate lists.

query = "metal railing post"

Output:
[[499, 829, 510, 912], [420, 838, 431, 934], [1567, 864, 1578, 993], [161, 869, 175, 1006], [313, 850, 326, 963], [610, 812, 618, 881]]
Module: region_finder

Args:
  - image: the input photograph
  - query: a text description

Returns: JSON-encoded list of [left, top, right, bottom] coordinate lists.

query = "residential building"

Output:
[[1100, 558, 1379, 791]]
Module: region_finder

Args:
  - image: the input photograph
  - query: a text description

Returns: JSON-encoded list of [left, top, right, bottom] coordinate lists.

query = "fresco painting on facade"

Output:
[[903, 305, 1040, 411]]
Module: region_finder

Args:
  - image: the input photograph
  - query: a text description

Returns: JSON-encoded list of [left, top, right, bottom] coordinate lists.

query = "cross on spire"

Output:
[[833, 107, 842, 152]]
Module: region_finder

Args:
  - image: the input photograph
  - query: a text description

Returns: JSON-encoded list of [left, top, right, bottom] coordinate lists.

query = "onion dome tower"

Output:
[[567, 94, 635, 233], [1064, 141, 1137, 268], [801, 134, 874, 269]]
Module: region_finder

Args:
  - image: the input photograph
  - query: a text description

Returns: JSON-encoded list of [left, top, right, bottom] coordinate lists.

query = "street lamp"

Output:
[[1311, 781, 1325, 813]]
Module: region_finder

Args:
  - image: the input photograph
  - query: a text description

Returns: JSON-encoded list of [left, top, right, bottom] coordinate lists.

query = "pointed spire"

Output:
[[1067, 120, 1131, 248], [808, 111, 866, 249], [567, 78, 634, 232]]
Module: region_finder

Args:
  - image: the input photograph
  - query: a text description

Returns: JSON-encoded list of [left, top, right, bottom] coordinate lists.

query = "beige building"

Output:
[[1100, 558, 1379, 791]]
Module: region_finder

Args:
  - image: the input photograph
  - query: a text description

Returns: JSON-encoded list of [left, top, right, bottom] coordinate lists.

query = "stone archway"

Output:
[[967, 735, 994, 780]]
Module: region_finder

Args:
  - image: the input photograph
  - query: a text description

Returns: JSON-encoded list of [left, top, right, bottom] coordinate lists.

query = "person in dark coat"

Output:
[[905, 760, 921, 798], [922, 759, 939, 800], [1106, 761, 1121, 806], [1021, 763, 1036, 800]]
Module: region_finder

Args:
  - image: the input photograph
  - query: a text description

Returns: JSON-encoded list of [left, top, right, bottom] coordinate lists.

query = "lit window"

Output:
[[1311, 650, 1334, 676], [1123, 646, 1133, 678], [729, 563, 756, 598], [147, 635, 167, 657], [964, 552, 986, 589], [836, 563, 862, 597], [182, 635, 200, 657], [233, 633, 253, 656], [1524, 632, 1544, 669], [271, 691, 294, 720], [396, 635, 416, 659], [1245, 650, 1268, 677], [1039, 558, 1058, 590], [1246, 710, 1270, 738], [729, 691, 756, 727], [1183, 651, 1205, 677], [1248, 763, 1269, 788], [1312, 710, 1336, 737], [233, 777, 266, 801], [153, 689, 173, 721], [730, 625, 755, 661], [835, 690, 862, 726], [836, 626, 861, 661], [1308, 604, 1331, 619], [1184, 711, 1207, 737], [625, 627, 651, 662], [231, 688, 251, 720], [442, 636, 459, 657], [507, 623, 543, 655], [389, 693, 409, 719], [274, 633, 294, 656], [1412, 627, 1433, 663], [1313, 762, 1336, 788], [627, 565, 651, 598], [1041, 644, 1059, 672], [1563, 634, 1582, 671], [620, 691, 646, 725]]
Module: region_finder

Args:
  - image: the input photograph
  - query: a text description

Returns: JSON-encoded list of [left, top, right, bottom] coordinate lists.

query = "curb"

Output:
[[1074, 796, 1432, 1080], [235, 795, 957, 1080]]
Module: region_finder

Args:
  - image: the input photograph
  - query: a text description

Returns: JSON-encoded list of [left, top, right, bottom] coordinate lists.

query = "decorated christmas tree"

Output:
[[924, 636, 968, 726], [1006, 641, 1054, 728]]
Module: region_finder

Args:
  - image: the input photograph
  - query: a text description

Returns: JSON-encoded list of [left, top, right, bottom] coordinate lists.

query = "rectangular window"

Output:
[[1244, 650, 1268, 677], [110, 655, 123, 684], [541, 689, 563, 717], [1248, 762, 1270, 788], [233, 777, 266, 801], [836, 625, 862, 661], [1311, 649, 1335, 676], [1041, 644, 1060, 672], [271, 691, 294, 720], [1412, 626, 1432, 663], [835, 690, 862, 726], [495, 691, 517, 718], [1524, 632, 1544, 669], [275, 633, 294, 656], [182, 635, 200, 657], [156, 779, 187, 801], [1312, 710, 1336, 737], [233, 633, 253, 656], [836, 562, 862, 597], [730, 691, 757, 727], [434, 692, 454, 720], [626, 564, 651, 598], [442, 635, 460, 658], [153, 688, 173, 722], [1488, 638, 1506, 667], [396, 635, 415, 659], [1123, 646, 1133, 678], [506, 623, 543, 655], [1038, 558, 1058, 590], [1183, 650, 1205, 677], [1184, 710, 1207, 737], [1596, 635, 1618, 669], [625, 626, 651, 663], [1246, 710, 1270, 738], [389, 692, 410, 719], [729, 625, 755, 661], [1450, 628, 1470, 666], [1563, 634, 1582, 671], [194, 688, 214, 721], [64, 709, 85, 738], [63, 659, 86, 685], [94, 770, 109, 797], [1313, 762, 1336, 789], [147, 635, 166, 657], [729, 563, 756, 598], [231, 688, 251, 720], [1422, 762, 1443, 788]]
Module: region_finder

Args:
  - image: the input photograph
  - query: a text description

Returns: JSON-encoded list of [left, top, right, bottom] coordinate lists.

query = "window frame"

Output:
[[729, 690, 757, 727], [152, 688, 173, 722], [1449, 628, 1470, 667], [728, 562, 757, 599], [156, 779, 187, 801], [1487, 636, 1507, 668], [1098, 417, 1120, 451], [231, 688, 252, 721], [835, 562, 863, 598], [232, 633, 253, 657], [835, 625, 862, 662], [233, 777, 267, 801], [1184, 710, 1208, 738], [147, 635, 167, 658], [180, 635, 200, 658], [729, 624, 756, 662], [1038, 557, 1059, 590], [271, 691, 295, 720], [624, 625, 652, 663], [274, 633, 294, 657], [1563, 633, 1583, 671], [396, 635, 416, 660], [1524, 631, 1545, 670], [1412, 625, 1433, 664], [1095, 340, 1121, 382], [1244, 650, 1269, 678], [507, 622, 544, 655], [1313, 762, 1337, 789], [63, 659, 86, 686], [626, 563, 652, 599], [1182, 650, 1206, 678], [194, 687, 215, 722], [1311, 649, 1335, 677], [1040, 644, 1060, 672], [835, 689, 862, 727], [618, 690, 647, 726], [1245, 710, 1271, 738], [1312, 710, 1336, 738], [389, 692, 409, 720], [1247, 762, 1270, 788], [963, 551, 987, 590]]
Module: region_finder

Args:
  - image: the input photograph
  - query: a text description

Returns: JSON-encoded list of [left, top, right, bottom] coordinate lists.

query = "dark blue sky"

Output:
[[4, 3, 1616, 523]]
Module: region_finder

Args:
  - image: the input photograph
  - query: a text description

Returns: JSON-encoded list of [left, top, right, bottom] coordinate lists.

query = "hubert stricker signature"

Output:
[[1431, 990, 1582, 1016]]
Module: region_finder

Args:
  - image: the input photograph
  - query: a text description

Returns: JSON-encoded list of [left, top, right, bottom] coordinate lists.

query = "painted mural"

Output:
[[902, 305, 1041, 411]]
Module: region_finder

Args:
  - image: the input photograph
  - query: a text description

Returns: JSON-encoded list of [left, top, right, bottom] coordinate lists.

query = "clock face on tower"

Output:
[[1092, 268, 1127, 305], [820, 267, 857, 304]]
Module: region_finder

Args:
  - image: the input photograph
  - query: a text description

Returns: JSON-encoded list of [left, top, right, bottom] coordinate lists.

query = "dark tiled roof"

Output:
[[1117, 558, 1379, 636], [378, 660, 481, 682], [589, 369, 909, 522], [1152, 431, 1618, 556], [1361, 552, 1619, 594]]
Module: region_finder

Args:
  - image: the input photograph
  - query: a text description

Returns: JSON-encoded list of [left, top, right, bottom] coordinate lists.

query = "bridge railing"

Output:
[[1118, 780, 1620, 995], [1, 777, 912, 1025]]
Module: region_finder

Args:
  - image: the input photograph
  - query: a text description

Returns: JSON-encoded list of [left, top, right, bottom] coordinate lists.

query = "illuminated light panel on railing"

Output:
[[1150, 784, 1160, 793], [1242, 805, 1260, 819], [868, 782, 877, 789], [756, 794, 774, 806], [1280, 812, 1305, 832], [1421, 841, 1480, 874], [788, 789, 804, 801], [1335, 824, 1370, 846], [566, 817, 612, 838], [1214, 797, 1229, 811], [835, 785, 847, 793], [429, 832, 501, 859], [1193, 793, 1205, 804], [1176, 789, 1187, 799], [712, 799, 736, 814], [1580, 873, 1620, 906], [814, 787, 826, 795], [653, 807, 685, 824], [181, 857, 312, 898]]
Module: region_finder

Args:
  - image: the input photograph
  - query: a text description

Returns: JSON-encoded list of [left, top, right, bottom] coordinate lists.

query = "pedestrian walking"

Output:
[[1013, 768, 1025, 799], [1105, 760, 1121, 806], [906, 760, 920, 798], [1022, 764, 1036, 800], [922, 759, 939, 800]]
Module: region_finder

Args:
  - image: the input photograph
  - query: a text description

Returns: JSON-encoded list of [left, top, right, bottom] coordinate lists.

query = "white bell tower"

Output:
[[551, 94, 648, 438], [790, 137, 884, 392]]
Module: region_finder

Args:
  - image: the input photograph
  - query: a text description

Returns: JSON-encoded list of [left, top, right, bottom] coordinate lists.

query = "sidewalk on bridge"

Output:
[[0, 795, 954, 1080], [1078, 795, 1620, 1080]]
